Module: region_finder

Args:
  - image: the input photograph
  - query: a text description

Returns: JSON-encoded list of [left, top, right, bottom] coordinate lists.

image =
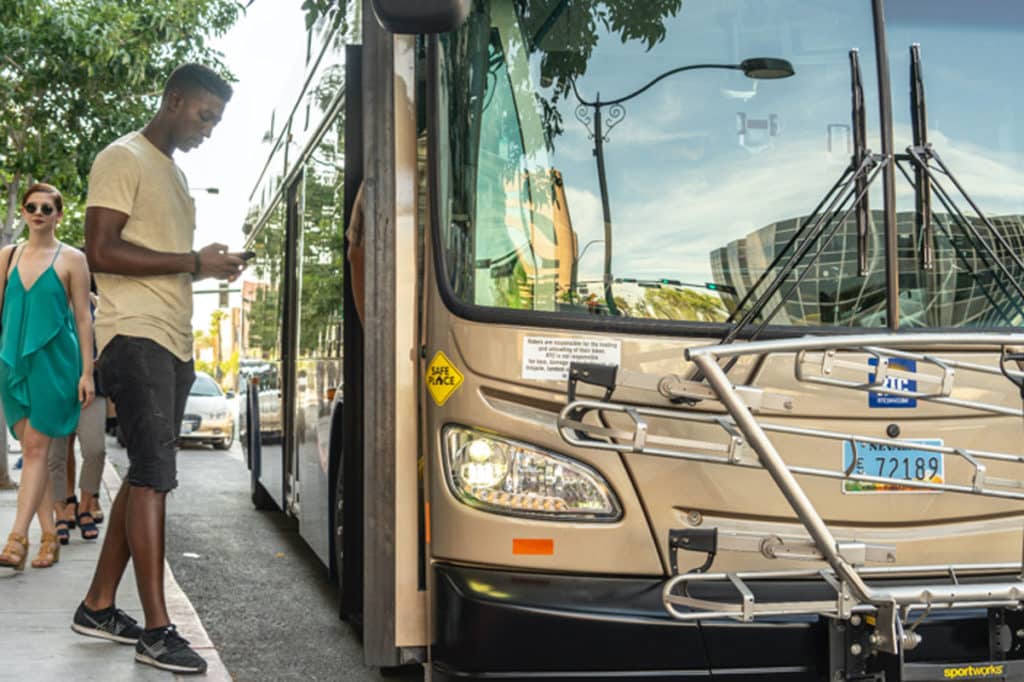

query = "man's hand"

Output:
[[196, 243, 246, 281]]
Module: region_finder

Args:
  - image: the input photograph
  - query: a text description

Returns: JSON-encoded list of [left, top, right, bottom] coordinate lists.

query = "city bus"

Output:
[[238, 1, 1024, 679]]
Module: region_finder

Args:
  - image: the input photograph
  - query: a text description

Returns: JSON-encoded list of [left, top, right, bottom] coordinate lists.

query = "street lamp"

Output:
[[190, 186, 220, 195], [572, 57, 795, 314]]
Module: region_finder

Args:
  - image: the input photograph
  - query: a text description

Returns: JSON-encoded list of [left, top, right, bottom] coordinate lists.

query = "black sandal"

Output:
[[77, 510, 99, 540], [55, 519, 70, 545]]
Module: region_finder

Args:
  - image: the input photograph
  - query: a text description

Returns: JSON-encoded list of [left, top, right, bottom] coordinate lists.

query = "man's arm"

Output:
[[85, 206, 244, 279]]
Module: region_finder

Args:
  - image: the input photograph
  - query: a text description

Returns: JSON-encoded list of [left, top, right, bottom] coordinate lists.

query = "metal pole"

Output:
[[593, 99, 618, 315], [872, 0, 900, 330], [690, 352, 872, 602]]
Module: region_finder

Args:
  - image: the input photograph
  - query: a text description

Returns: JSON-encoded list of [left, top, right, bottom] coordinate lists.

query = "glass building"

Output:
[[710, 211, 1024, 328]]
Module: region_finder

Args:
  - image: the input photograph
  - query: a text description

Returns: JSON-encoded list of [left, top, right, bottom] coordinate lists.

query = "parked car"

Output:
[[180, 372, 234, 450]]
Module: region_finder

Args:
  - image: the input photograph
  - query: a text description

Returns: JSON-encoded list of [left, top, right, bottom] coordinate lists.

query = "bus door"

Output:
[[291, 53, 351, 570], [246, 178, 296, 512], [280, 175, 302, 516], [353, 11, 428, 665]]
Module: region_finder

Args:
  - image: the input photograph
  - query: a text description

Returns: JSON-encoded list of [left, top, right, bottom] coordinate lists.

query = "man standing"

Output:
[[72, 63, 244, 674]]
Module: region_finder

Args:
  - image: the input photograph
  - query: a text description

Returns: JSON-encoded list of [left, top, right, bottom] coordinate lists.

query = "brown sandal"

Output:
[[0, 532, 29, 571], [31, 532, 60, 569]]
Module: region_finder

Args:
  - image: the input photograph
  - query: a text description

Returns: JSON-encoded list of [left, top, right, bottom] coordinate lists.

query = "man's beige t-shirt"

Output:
[[86, 130, 195, 361]]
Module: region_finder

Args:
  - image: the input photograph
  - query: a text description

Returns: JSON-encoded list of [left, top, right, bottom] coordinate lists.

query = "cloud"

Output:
[[554, 123, 1024, 282]]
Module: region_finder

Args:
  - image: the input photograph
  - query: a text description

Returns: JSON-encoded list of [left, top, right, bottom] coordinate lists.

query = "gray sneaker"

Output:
[[71, 602, 143, 644], [135, 624, 208, 675]]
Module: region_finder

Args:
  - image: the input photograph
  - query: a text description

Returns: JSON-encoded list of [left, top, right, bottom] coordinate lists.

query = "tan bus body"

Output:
[[240, 2, 1024, 679]]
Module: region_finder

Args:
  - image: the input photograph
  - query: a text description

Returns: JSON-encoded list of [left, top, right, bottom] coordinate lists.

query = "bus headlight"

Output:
[[442, 426, 621, 521]]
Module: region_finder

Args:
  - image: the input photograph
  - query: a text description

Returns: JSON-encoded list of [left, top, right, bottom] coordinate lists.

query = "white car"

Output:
[[180, 372, 235, 450]]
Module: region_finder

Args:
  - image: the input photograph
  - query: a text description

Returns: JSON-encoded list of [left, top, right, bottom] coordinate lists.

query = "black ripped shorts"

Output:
[[98, 335, 195, 493]]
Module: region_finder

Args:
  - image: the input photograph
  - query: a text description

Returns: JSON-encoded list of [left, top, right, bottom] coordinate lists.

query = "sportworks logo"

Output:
[[943, 663, 1004, 679]]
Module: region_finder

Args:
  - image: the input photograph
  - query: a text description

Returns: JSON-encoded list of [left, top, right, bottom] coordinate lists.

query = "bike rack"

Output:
[[559, 332, 1024, 655]]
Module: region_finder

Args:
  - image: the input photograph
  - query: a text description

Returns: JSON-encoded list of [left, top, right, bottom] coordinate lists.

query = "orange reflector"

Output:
[[424, 502, 431, 545], [512, 538, 554, 556]]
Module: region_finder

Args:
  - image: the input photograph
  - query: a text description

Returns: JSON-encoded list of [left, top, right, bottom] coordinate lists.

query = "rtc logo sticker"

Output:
[[426, 351, 464, 406]]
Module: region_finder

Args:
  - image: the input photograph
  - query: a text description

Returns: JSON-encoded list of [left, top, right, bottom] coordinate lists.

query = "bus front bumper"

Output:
[[431, 563, 1022, 681]]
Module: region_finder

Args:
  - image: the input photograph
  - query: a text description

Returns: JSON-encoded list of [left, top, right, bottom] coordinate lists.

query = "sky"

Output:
[[177, 2, 309, 330]]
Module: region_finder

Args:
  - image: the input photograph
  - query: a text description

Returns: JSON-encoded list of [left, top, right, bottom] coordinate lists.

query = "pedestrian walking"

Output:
[[0, 183, 96, 571], [72, 63, 243, 675], [50, 275, 106, 544], [48, 394, 107, 543]]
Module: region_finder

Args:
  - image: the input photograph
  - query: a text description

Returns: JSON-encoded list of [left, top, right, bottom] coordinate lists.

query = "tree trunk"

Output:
[[0, 171, 16, 487]]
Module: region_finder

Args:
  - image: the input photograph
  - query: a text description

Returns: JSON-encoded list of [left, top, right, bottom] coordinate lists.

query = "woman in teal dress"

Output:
[[0, 183, 95, 571]]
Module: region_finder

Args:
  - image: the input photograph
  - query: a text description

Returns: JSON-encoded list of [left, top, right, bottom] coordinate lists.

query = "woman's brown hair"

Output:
[[21, 182, 63, 213]]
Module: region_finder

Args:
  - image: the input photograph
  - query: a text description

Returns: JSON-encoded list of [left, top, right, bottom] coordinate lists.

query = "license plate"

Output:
[[842, 439, 944, 493], [181, 422, 193, 435]]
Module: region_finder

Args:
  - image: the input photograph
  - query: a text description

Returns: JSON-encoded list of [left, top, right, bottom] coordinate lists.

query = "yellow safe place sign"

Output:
[[426, 351, 464, 406]]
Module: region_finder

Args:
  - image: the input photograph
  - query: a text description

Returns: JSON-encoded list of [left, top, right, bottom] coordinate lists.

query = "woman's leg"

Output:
[[48, 434, 68, 506], [35, 473, 57, 536], [65, 436, 75, 500], [7, 420, 53, 538], [76, 398, 105, 539], [32, 465, 60, 567], [47, 434, 72, 543], [78, 398, 107, 508]]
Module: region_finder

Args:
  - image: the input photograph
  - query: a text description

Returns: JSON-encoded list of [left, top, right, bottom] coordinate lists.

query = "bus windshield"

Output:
[[436, 0, 1024, 329]]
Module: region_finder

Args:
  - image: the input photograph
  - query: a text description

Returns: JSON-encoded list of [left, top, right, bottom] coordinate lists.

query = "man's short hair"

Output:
[[163, 63, 233, 102]]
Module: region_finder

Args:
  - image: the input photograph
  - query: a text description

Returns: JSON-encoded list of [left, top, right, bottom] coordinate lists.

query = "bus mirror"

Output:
[[370, 0, 470, 34]]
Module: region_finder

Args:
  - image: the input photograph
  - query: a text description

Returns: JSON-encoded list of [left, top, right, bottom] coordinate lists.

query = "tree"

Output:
[[513, 0, 684, 150], [0, 0, 241, 487], [209, 308, 228, 378], [0, 0, 242, 246], [297, 116, 345, 356]]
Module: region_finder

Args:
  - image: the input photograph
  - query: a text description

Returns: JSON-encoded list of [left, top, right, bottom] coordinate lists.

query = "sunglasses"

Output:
[[23, 202, 56, 216]]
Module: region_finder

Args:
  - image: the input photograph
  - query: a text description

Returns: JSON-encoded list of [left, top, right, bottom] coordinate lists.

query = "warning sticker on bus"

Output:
[[521, 336, 621, 381], [842, 439, 944, 493], [426, 351, 464, 406]]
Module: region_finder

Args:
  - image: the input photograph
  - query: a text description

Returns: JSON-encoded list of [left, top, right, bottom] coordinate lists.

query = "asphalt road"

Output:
[[105, 436, 423, 682]]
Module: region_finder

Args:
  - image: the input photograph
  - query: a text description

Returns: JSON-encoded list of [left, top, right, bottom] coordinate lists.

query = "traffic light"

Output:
[[218, 282, 229, 308]]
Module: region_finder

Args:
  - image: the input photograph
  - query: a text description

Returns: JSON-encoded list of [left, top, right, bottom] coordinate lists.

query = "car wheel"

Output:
[[214, 427, 234, 450]]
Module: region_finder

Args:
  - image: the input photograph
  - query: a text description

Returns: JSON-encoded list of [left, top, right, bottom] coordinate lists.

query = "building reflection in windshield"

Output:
[[710, 210, 1024, 329]]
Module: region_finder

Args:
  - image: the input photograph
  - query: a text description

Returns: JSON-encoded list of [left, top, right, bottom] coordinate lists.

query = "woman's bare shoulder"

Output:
[[56, 243, 89, 274]]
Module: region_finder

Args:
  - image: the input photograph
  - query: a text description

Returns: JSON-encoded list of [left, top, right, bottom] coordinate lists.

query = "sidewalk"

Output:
[[0, 448, 230, 680]]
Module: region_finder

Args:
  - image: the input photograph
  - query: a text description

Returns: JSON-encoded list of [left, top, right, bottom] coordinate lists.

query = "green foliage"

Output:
[[0, 0, 242, 245], [619, 287, 728, 321], [300, 0, 352, 34], [244, 202, 285, 358], [298, 140, 345, 355], [513, 0, 683, 149], [195, 358, 217, 376]]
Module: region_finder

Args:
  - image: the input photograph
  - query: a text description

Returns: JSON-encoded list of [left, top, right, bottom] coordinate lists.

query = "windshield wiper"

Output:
[[898, 44, 1024, 325], [909, 43, 932, 271], [714, 50, 886, 353]]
